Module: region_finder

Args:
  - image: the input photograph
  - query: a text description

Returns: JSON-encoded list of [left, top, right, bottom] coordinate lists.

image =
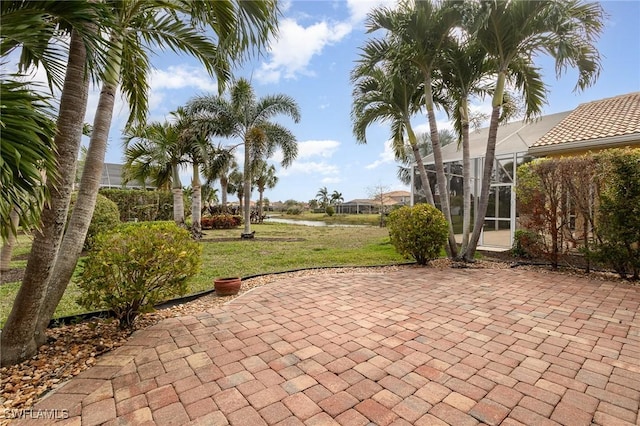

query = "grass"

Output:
[[276, 212, 384, 226], [0, 223, 406, 326]]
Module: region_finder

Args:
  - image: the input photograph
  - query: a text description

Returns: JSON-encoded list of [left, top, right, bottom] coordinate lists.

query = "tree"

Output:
[[203, 146, 238, 212], [227, 168, 245, 212], [123, 120, 188, 224], [351, 60, 435, 207], [316, 187, 330, 209], [368, 184, 390, 228], [365, 0, 460, 257], [188, 78, 300, 237], [438, 37, 492, 255], [253, 160, 278, 222], [460, 0, 604, 260], [331, 190, 344, 213]]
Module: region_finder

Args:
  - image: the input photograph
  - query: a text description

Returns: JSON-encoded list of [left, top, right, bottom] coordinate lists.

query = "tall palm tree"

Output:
[[316, 187, 330, 209], [0, 1, 106, 366], [27, 0, 281, 354], [253, 160, 278, 222], [460, 0, 604, 260], [365, 0, 460, 257], [351, 61, 436, 207], [188, 78, 300, 237], [439, 37, 492, 255]]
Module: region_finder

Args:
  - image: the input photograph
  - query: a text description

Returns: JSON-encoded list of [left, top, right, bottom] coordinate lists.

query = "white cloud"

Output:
[[298, 140, 341, 159], [365, 139, 396, 169], [346, 0, 397, 24], [279, 161, 340, 177], [149, 65, 218, 92], [255, 18, 352, 84], [321, 177, 342, 184]]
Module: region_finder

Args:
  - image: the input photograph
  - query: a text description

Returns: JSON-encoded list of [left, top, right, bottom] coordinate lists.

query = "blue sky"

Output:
[[91, 0, 640, 204]]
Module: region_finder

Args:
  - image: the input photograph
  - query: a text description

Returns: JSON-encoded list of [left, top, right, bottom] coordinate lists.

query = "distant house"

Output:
[[341, 191, 411, 214]]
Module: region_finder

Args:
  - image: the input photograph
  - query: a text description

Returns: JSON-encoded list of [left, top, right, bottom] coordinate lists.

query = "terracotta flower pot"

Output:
[[214, 277, 241, 296]]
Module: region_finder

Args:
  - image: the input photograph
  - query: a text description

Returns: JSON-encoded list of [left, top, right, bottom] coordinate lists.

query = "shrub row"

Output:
[[516, 148, 640, 279], [201, 214, 242, 229]]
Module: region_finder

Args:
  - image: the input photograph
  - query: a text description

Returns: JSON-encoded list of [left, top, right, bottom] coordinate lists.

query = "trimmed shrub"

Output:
[[325, 205, 335, 216], [69, 193, 121, 250], [77, 221, 201, 328], [387, 203, 448, 265], [201, 214, 242, 230]]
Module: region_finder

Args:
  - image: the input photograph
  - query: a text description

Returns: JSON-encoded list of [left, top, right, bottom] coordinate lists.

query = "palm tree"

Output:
[[1, 23, 105, 366], [123, 120, 189, 225], [253, 160, 278, 222], [351, 60, 435, 207], [227, 168, 245, 213], [460, 0, 604, 260], [331, 190, 344, 213], [364, 0, 460, 257], [203, 147, 238, 212], [439, 37, 492, 255], [316, 187, 330, 209], [188, 78, 300, 237]]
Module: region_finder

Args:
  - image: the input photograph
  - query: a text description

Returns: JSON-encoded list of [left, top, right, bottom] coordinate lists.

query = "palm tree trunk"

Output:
[[425, 76, 457, 258], [1, 209, 20, 272], [191, 162, 202, 239], [242, 146, 252, 236], [172, 163, 185, 226], [460, 99, 472, 255], [34, 64, 120, 344], [464, 72, 506, 260], [221, 176, 229, 212], [1, 30, 89, 366], [258, 190, 265, 221], [407, 124, 435, 206]]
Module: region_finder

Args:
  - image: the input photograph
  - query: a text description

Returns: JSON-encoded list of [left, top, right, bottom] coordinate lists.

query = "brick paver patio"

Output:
[[13, 267, 640, 425]]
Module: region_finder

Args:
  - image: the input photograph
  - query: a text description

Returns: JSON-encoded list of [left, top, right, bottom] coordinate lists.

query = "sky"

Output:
[[87, 0, 640, 204]]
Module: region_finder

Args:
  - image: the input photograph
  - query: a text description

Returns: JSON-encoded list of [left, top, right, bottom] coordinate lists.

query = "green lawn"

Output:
[[275, 212, 384, 226], [1, 223, 406, 326]]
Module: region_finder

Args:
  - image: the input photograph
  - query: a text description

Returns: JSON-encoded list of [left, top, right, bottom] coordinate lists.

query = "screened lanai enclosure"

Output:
[[414, 111, 570, 249]]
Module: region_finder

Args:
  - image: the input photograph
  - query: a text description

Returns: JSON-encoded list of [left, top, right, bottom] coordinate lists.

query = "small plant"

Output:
[[325, 205, 335, 216], [511, 229, 542, 259], [69, 192, 121, 250], [286, 206, 303, 215], [387, 203, 448, 265], [77, 221, 201, 328]]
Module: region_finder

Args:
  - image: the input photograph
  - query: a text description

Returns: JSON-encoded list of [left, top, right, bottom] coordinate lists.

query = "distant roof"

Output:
[[384, 190, 411, 197], [425, 111, 571, 164], [529, 92, 640, 155]]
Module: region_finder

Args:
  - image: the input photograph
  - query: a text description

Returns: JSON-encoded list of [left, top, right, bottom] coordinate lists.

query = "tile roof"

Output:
[[531, 92, 640, 149]]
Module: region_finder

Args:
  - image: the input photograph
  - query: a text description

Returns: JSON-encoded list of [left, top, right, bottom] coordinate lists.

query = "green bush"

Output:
[[387, 203, 448, 265], [511, 229, 543, 259], [591, 149, 640, 279], [69, 193, 121, 250], [286, 206, 303, 215], [201, 214, 242, 229], [325, 205, 335, 216], [77, 221, 201, 328], [99, 188, 173, 222]]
